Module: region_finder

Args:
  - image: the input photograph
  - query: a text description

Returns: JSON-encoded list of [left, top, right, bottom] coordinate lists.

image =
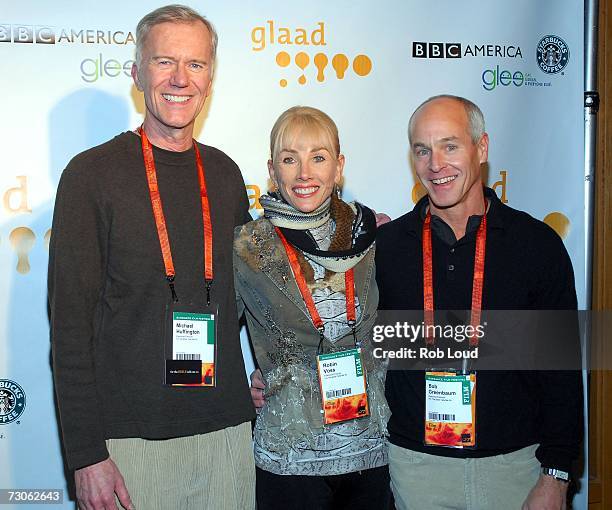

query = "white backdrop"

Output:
[[0, 1, 586, 508]]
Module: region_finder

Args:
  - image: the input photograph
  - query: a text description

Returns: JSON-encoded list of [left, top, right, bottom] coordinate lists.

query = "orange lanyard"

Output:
[[139, 127, 214, 305], [422, 202, 487, 347], [274, 227, 356, 344]]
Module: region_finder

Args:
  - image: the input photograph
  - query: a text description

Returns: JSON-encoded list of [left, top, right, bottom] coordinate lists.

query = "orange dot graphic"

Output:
[[295, 52, 309, 85], [412, 182, 427, 204], [543, 212, 571, 239], [314, 53, 328, 82], [9, 226, 36, 274], [280, 79, 288, 87], [295, 52, 310, 69], [276, 51, 290, 67], [353, 55, 372, 76], [332, 54, 349, 79]]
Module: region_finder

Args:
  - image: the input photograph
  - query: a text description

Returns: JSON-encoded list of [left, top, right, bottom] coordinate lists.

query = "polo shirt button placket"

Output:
[[447, 246, 456, 281]]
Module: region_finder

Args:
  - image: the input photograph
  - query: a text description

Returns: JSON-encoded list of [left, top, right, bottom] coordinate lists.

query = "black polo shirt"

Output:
[[376, 187, 583, 472]]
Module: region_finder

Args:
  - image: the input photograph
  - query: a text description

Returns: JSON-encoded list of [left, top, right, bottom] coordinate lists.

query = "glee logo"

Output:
[[80, 54, 134, 83], [481, 65, 524, 91]]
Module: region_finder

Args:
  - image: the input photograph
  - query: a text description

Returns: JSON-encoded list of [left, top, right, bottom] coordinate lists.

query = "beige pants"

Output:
[[389, 443, 541, 510], [107, 421, 255, 510]]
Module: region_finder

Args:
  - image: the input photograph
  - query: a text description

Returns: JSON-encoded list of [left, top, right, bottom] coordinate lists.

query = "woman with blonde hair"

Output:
[[234, 106, 390, 509]]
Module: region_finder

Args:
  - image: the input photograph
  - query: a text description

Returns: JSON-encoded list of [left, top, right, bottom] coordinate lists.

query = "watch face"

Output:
[[543, 468, 570, 481]]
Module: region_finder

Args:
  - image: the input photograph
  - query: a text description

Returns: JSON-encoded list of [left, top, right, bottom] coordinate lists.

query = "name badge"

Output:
[[165, 308, 217, 387], [424, 370, 476, 448], [317, 348, 369, 425]]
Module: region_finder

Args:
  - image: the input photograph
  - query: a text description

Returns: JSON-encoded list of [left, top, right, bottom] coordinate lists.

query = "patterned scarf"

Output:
[[260, 192, 376, 274], [260, 192, 331, 230]]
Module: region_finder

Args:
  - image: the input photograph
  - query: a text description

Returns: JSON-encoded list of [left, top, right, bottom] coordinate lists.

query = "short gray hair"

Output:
[[408, 94, 486, 144], [135, 4, 218, 67]]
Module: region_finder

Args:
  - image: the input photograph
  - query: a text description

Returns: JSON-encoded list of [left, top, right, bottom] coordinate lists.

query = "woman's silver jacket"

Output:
[[234, 217, 389, 454]]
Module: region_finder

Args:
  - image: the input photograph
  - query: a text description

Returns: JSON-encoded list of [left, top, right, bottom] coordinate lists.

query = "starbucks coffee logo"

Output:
[[0, 379, 26, 424], [536, 35, 569, 74]]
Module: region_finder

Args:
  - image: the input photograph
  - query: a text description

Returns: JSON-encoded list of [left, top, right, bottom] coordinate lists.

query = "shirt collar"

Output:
[[404, 186, 505, 239]]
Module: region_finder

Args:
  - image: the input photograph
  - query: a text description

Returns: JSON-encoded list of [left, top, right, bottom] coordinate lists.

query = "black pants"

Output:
[[255, 465, 392, 510]]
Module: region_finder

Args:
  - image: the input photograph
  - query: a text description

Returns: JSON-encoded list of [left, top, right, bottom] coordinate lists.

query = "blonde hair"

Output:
[[270, 106, 340, 163]]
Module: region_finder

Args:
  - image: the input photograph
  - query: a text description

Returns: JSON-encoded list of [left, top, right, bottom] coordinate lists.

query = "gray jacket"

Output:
[[234, 218, 389, 454]]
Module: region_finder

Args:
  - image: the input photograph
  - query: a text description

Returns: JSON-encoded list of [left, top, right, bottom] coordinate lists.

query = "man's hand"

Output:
[[75, 458, 134, 510], [250, 368, 266, 410], [522, 474, 568, 510]]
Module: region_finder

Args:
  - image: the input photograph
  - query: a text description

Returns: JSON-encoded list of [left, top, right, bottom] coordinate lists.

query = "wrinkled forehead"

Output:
[[411, 101, 471, 140]]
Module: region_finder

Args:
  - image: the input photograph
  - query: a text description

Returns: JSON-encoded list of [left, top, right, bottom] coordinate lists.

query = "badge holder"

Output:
[[316, 346, 369, 425], [164, 301, 218, 387], [139, 125, 217, 388], [424, 366, 476, 448], [420, 199, 486, 449], [275, 226, 370, 425]]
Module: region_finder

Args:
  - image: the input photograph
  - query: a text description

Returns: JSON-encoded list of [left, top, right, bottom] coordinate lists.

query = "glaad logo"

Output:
[[536, 35, 569, 74], [413, 42, 522, 59], [0, 380, 26, 425], [0, 24, 134, 45], [251, 20, 373, 87]]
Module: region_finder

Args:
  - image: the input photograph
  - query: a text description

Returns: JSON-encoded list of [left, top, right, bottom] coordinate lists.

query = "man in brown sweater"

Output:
[[48, 5, 255, 509]]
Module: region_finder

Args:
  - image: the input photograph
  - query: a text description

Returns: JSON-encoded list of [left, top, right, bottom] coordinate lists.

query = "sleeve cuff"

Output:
[[66, 444, 110, 471], [535, 445, 577, 474]]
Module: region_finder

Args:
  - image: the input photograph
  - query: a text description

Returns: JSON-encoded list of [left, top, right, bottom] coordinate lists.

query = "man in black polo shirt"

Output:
[[376, 95, 583, 509]]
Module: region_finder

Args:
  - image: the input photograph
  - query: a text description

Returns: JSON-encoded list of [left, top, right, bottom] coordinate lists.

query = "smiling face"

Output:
[[268, 127, 344, 213], [410, 98, 489, 217], [131, 21, 213, 148]]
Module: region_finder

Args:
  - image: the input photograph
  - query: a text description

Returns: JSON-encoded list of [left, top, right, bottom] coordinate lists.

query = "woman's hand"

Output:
[[250, 368, 266, 410]]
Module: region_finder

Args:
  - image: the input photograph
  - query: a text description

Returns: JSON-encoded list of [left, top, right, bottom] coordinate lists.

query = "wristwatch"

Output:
[[541, 467, 570, 483]]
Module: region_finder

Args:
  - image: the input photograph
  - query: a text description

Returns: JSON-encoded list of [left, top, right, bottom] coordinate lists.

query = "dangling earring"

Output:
[[269, 177, 278, 194], [335, 184, 342, 199]]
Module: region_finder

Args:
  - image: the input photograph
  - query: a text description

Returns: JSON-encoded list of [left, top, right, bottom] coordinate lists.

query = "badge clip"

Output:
[[205, 279, 213, 306], [167, 275, 178, 303]]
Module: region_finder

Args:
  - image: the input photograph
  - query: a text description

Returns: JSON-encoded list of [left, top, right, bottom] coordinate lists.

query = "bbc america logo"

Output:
[[0, 25, 55, 43], [536, 35, 570, 74], [413, 42, 461, 58], [0, 379, 26, 425], [413, 42, 523, 59], [0, 24, 134, 45]]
